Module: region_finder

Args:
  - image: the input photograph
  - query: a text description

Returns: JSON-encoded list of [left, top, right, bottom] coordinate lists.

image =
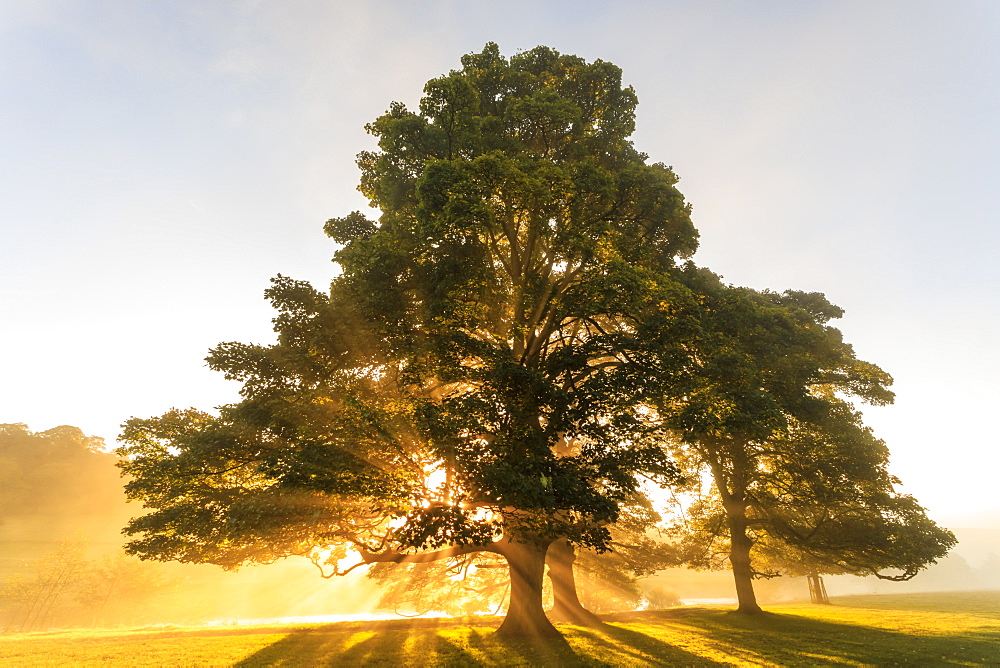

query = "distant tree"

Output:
[[749, 404, 954, 602], [0, 544, 177, 631], [977, 552, 1000, 589], [641, 580, 681, 610], [678, 404, 955, 604], [117, 43, 695, 638]]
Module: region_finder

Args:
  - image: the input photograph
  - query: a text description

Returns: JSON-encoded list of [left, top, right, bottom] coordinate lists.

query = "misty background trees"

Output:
[[0, 425, 170, 631], [0, 424, 124, 529], [0, 424, 393, 630]]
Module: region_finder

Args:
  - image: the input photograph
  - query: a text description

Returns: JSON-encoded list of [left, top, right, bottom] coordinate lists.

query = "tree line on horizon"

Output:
[[7, 44, 956, 639], [0, 424, 172, 632]]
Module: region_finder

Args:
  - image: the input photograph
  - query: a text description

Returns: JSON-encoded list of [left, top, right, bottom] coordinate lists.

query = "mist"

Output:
[[2, 423, 995, 634], [0, 424, 383, 632]]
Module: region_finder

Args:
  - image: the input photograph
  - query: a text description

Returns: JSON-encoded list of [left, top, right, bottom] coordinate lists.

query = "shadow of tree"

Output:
[[563, 624, 721, 666], [232, 619, 597, 667], [228, 608, 1000, 667], [601, 608, 1000, 666], [229, 614, 714, 666], [231, 618, 484, 667]]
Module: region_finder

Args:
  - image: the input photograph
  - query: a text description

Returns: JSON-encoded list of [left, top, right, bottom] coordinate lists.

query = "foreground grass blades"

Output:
[[1, 592, 998, 666]]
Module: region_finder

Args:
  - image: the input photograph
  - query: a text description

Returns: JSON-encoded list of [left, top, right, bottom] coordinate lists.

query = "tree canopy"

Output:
[[119, 43, 698, 637], [117, 42, 953, 636]]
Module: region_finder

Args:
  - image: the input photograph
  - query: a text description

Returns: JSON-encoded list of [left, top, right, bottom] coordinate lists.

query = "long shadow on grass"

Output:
[[230, 608, 1000, 667], [601, 608, 1000, 666], [231, 618, 483, 667], [232, 615, 717, 667], [230, 617, 658, 667], [561, 624, 721, 666]]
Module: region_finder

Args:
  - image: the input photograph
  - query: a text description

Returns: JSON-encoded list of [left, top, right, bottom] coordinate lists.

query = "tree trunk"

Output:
[[495, 536, 561, 638], [807, 572, 830, 604], [546, 539, 602, 626], [726, 504, 763, 614]]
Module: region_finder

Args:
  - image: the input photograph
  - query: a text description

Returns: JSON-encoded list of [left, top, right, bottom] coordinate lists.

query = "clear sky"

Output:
[[2, 1, 997, 527]]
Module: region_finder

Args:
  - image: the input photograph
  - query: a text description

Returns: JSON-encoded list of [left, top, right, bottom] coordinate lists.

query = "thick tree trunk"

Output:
[[807, 572, 830, 604], [545, 539, 602, 626], [495, 536, 561, 639], [726, 504, 763, 614]]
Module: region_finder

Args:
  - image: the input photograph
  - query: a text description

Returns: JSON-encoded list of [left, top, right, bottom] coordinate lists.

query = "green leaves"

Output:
[[117, 43, 936, 608], [323, 211, 376, 244], [651, 274, 950, 589]]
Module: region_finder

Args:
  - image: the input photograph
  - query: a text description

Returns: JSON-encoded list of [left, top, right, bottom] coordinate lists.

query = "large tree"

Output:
[[118, 43, 696, 638]]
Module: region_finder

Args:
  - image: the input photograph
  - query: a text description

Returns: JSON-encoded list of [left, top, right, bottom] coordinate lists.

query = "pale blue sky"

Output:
[[2, 0, 997, 526]]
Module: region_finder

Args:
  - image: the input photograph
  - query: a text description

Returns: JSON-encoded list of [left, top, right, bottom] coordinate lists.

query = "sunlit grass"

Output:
[[1, 591, 998, 666]]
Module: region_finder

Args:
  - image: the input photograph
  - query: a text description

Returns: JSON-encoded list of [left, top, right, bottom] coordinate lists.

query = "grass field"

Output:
[[1, 591, 997, 666]]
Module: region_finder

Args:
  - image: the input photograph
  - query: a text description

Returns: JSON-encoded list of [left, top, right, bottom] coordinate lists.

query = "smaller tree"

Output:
[[547, 495, 679, 623], [630, 267, 952, 612], [672, 400, 955, 605]]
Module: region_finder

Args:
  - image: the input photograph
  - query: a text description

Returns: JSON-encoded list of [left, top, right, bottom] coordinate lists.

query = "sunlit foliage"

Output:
[[113, 41, 955, 636], [117, 43, 699, 637]]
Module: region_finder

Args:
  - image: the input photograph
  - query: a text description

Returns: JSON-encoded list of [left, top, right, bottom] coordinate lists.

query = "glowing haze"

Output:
[[1, 1, 997, 528]]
